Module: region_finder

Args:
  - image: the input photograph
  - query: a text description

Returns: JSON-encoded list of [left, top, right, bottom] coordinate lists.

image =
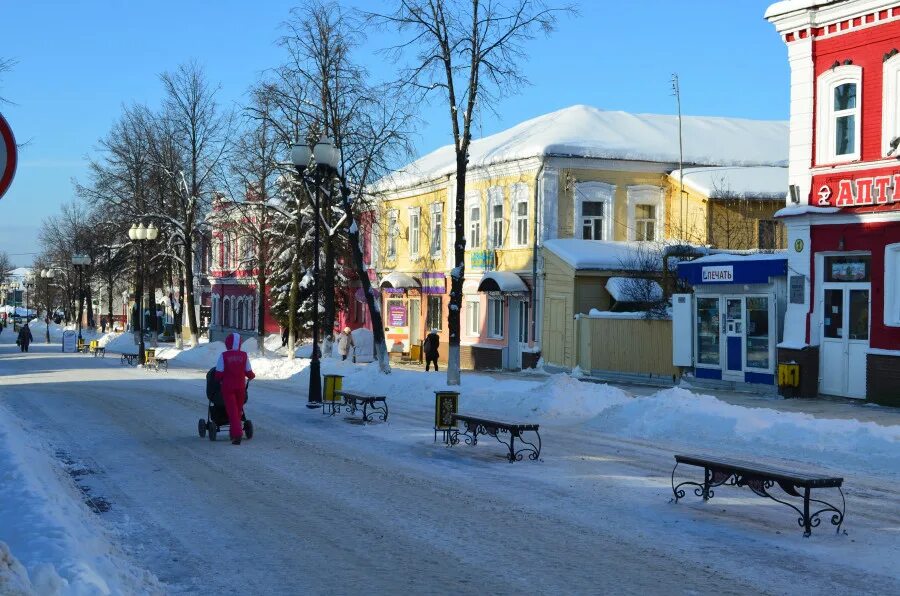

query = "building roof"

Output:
[[764, 1, 843, 19], [377, 105, 788, 191], [673, 166, 788, 200], [543, 239, 662, 271]]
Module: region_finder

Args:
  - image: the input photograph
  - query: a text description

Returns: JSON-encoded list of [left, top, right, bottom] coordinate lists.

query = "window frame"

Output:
[[467, 191, 482, 249], [574, 181, 615, 241], [465, 296, 481, 337], [426, 295, 443, 331], [487, 296, 504, 339], [430, 202, 442, 257], [816, 65, 862, 165], [758, 220, 778, 250], [512, 183, 529, 247], [885, 243, 900, 327], [883, 54, 900, 156], [487, 186, 504, 249], [626, 185, 664, 242], [386, 209, 399, 259], [408, 206, 421, 259]]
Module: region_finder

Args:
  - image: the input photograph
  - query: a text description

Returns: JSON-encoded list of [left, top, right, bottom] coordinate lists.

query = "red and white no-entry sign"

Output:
[[0, 112, 17, 201]]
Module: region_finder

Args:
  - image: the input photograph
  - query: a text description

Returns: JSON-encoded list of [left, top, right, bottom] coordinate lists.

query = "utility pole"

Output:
[[672, 73, 686, 240]]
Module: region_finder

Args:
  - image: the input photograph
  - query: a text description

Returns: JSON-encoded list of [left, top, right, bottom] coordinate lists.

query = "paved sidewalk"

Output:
[[391, 360, 900, 427]]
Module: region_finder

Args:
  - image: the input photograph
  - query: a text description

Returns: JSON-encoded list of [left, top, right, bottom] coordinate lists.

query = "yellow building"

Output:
[[374, 105, 788, 370]]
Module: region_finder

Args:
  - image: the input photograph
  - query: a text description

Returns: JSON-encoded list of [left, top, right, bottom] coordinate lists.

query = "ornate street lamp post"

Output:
[[291, 136, 339, 407], [128, 222, 159, 365], [71, 255, 91, 341], [40, 268, 55, 343]]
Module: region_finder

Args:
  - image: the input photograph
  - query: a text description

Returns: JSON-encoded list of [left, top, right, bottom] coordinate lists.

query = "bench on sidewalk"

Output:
[[447, 414, 542, 463], [334, 389, 388, 423], [88, 340, 105, 357], [120, 353, 138, 366], [671, 454, 845, 537]]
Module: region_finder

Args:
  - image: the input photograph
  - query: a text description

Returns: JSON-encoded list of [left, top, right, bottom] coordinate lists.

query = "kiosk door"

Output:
[[723, 296, 744, 381]]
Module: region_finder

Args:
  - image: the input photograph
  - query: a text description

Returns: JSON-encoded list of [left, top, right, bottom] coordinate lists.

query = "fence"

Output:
[[575, 314, 678, 379]]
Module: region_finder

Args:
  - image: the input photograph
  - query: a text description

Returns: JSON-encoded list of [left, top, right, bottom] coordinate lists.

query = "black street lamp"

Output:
[[128, 222, 159, 365], [40, 268, 55, 343], [291, 136, 340, 408], [71, 255, 91, 341]]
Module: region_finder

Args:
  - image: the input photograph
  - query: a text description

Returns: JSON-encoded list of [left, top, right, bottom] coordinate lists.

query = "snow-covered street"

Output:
[[2, 336, 899, 594]]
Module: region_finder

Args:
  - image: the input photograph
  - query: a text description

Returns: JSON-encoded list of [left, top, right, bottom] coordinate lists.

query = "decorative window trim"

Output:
[[466, 191, 482, 250], [408, 206, 421, 259], [511, 183, 530, 248], [574, 181, 615, 240], [626, 185, 664, 242], [465, 296, 481, 337], [386, 209, 399, 259], [487, 296, 504, 339], [430, 202, 443, 257], [487, 186, 504, 249], [816, 65, 862, 165], [883, 55, 900, 156], [886, 243, 900, 327]]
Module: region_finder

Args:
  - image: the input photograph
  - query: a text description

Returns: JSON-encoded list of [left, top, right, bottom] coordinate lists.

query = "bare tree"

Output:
[[0, 57, 15, 104], [369, 0, 571, 384], [0, 251, 13, 284]]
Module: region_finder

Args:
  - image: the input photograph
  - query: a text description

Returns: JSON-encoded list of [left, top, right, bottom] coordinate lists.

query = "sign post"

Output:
[[0, 112, 17, 201]]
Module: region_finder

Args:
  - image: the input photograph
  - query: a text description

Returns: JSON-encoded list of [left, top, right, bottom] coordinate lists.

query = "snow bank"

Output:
[[0, 406, 161, 594]]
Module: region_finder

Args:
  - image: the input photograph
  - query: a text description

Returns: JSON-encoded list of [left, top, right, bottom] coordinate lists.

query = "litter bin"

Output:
[[323, 374, 344, 415], [434, 390, 460, 443], [778, 362, 800, 398]]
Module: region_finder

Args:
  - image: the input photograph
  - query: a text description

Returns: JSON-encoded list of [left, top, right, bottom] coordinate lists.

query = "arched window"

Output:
[[237, 298, 244, 330], [816, 65, 862, 164], [211, 296, 218, 325], [223, 298, 231, 327], [247, 298, 255, 331]]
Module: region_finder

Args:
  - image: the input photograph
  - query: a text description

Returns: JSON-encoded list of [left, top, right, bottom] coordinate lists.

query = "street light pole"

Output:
[[291, 136, 339, 408], [71, 255, 91, 341], [129, 222, 158, 365], [41, 268, 55, 343]]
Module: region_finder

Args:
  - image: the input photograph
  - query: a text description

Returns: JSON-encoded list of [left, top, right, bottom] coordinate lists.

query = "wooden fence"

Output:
[[575, 315, 678, 379]]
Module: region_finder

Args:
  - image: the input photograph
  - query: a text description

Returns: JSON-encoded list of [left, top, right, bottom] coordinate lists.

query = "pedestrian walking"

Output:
[[423, 329, 440, 371], [337, 327, 355, 361], [101, 317, 107, 333], [17, 324, 33, 353], [213, 333, 255, 445], [281, 326, 289, 348]]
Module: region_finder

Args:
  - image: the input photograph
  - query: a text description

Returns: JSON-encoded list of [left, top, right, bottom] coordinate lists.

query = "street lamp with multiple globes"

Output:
[[128, 222, 158, 365], [71, 254, 92, 341], [40, 268, 55, 343], [291, 136, 340, 407]]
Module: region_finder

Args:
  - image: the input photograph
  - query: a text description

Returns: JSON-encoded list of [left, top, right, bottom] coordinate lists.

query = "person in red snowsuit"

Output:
[[214, 332, 255, 444]]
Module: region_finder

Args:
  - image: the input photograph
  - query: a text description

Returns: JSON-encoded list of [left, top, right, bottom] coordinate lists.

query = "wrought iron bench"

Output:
[[448, 414, 541, 463], [334, 390, 388, 423], [91, 345, 106, 357], [146, 355, 168, 372], [120, 353, 138, 366], [671, 454, 845, 537]]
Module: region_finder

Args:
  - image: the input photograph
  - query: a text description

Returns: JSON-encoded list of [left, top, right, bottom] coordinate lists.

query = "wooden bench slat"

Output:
[[675, 454, 843, 488], [452, 413, 539, 432]]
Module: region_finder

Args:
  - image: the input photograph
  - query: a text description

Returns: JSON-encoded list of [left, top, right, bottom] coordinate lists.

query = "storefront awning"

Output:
[[380, 272, 421, 291], [477, 271, 529, 293], [677, 253, 787, 285]]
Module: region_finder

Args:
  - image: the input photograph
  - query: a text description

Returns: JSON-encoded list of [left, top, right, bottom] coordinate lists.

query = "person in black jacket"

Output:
[[17, 324, 33, 353], [422, 329, 440, 372]]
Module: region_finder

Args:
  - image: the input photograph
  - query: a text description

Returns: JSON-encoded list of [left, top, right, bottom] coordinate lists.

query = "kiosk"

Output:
[[673, 253, 787, 386]]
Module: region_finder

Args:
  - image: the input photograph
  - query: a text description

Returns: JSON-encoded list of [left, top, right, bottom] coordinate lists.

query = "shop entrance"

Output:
[[820, 286, 870, 398], [408, 297, 421, 354], [723, 296, 745, 381]]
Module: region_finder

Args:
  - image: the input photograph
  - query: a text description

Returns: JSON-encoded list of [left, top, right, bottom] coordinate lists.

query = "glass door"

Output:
[[724, 297, 744, 379], [695, 297, 721, 369], [745, 296, 771, 371], [820, 285, 870, 398]]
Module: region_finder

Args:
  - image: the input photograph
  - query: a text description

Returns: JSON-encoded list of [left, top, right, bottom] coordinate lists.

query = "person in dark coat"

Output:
[[17, 324, 33, 353], [422, 329, 440, 372]]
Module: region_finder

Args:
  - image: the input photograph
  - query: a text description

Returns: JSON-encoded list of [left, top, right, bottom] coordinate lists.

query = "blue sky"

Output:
[[0, 0, 787, 266]]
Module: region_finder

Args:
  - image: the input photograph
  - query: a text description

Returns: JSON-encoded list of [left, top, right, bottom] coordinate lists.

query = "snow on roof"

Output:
[[764, 0, 838, 19], [377, 105, 788, 191], [673, 166, 787, 200], [774, 205, 840, 218], [543, 239, 661, 271], [687, 251, 787, 265], [605, 277, 663, 302]]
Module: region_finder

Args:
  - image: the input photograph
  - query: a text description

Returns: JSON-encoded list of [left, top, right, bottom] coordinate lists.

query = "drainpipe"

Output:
[[531, 162, 545, 351]]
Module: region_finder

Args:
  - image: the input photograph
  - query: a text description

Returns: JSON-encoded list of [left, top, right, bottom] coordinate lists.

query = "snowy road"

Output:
[[2, 341, 899, 594]]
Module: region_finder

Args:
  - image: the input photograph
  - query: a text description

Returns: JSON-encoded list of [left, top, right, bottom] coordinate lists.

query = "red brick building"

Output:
[[767, 0, 900, 404]]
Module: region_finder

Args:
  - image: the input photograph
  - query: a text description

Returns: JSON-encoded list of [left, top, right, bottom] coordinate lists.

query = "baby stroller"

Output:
[[198, 367, 254, 441]]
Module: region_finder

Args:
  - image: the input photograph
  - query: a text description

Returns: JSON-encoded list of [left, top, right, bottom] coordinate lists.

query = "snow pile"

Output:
[[0, 407, 161, 594], [544, 239, 661, 271], [674, 166, 788, 200], [594, 388, 900, 472], [377, 105, 787, 190]]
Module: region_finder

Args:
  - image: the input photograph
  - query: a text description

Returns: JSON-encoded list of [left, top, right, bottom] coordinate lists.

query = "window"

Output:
[[488, 297, 504, 338], [825, 255, 870, 282], [430, 203, 442, 256], [518, 301, 529, 343], [426, 295, 442, 331], [574, 181, 614, 240], [408, 208, 420, 258], [758, 220, 777, 250], [387, 210, 398, 259], [513, 184, 529, 247], [582, 201, 605, 240], [816, 65, 862, 164], [883, 54, 900, 156], [488, 187, 504, 249], [466, 297, 480, 336], [467, 192, 481, 249], [886, 244, 900, 327], [223, 234, 233, 269], [627, 185, 663, 241], [635, 205, 656, 241]]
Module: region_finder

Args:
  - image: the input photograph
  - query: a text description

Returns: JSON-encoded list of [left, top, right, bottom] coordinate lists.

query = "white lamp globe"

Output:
[[128, 224, 138, 240], [291, 143, 311, 169], [146, 223, 159, 240], [136, 223, 147, 240]]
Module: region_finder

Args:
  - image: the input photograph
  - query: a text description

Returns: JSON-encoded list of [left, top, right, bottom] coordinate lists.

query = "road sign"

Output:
[[0, 112, 17, 201]]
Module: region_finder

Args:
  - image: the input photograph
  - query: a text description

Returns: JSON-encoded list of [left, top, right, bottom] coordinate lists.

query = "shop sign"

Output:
[[470, 250, 495, 271], [422, 272, 446, 294], [388, 303, 407, 327], [701, 266, 734, 283], [817, 175, 900, 207]]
